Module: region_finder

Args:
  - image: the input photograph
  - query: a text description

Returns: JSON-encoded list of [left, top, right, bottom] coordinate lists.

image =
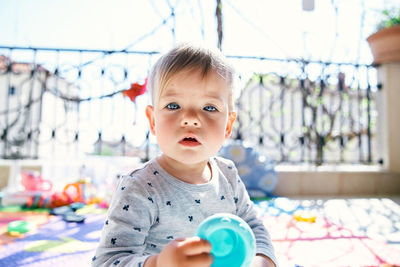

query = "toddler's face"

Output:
[[146, 69, 236, 166]]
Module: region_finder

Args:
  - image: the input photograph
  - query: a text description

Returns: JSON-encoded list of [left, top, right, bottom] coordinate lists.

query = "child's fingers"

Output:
[[187, 252, 214, 267], [178, 236, 212, 256]]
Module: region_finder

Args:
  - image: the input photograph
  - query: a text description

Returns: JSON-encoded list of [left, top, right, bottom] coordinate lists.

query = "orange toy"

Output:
[[62, 178, 98, 205]]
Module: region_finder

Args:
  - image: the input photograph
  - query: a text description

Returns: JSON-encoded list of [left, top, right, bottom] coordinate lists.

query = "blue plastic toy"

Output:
[[195, 213, 256, 267], [219, 141, 277, 198]]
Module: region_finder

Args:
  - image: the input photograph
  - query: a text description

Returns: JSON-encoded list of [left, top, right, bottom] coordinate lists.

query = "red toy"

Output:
[[122, 79, 147, 103]]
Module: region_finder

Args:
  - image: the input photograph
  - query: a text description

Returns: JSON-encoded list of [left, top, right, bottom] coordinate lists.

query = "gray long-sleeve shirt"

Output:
[[92, 156, 277, 266]]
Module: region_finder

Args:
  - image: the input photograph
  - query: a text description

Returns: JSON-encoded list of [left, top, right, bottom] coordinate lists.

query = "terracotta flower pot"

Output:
[[367, 25, 400, 65]]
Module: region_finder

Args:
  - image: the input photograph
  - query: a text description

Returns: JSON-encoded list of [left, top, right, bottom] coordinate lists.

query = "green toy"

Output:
[[7, 220, 35, 236]]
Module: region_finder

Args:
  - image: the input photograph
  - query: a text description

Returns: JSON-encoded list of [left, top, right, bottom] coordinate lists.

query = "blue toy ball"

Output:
[[219, 141, 278, 198], [195, 213, 256, 267]]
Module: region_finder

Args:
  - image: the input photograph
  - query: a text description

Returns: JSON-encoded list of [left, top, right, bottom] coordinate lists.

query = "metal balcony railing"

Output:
[[0, 46, 378, 165]]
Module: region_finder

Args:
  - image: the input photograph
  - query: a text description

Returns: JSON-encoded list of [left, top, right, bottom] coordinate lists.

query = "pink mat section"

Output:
[[259, 197, 400, 266]]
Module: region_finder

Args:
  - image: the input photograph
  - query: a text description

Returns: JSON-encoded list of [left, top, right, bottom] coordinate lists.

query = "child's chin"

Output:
[[175, 154, 210, 165]]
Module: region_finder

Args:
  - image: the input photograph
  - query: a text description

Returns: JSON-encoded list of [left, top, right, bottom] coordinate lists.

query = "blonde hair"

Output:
[[147, 43, 235, 110]]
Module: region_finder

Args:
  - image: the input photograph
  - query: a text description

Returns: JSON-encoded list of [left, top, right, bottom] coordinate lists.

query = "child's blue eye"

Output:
[[204, 105, 217, 112], [166, 103, 180, 110]]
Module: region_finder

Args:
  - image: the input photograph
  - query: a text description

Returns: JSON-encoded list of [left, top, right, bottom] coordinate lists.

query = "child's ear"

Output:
[[145, 105, 156, 135], [225, 112, 237, 139]]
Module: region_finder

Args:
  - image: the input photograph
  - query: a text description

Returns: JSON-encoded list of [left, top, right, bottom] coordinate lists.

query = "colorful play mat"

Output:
[[1, 197, 399, 266]]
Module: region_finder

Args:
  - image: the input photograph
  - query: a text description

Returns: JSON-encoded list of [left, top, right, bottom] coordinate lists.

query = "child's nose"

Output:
[[181, 111, 201, 127]]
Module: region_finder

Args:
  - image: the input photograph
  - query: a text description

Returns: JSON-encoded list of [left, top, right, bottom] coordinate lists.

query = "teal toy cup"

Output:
[[195, 213, 256, 267]]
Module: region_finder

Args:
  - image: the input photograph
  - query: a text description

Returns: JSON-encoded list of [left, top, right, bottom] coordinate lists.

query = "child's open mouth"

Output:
[[179, 137, 201, 147]]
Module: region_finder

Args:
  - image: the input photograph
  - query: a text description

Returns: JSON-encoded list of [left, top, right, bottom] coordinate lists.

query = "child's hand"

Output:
[[145, 236, 213, 267]]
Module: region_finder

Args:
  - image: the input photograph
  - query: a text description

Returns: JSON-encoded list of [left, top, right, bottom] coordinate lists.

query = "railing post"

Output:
[[375, 62, 400, 173]]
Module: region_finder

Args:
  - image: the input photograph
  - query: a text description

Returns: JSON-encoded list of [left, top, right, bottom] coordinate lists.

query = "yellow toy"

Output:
[[293, 210, 317, 223]]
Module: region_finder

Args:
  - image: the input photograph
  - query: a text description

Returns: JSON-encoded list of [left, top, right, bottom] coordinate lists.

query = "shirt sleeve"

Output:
[[92, 175, 157, 267], [230, 163, 279, 266]]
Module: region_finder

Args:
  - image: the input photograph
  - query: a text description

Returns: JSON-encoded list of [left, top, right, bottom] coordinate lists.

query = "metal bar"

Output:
[[0, 45, 372, 67], [0, 46, 160, 55]]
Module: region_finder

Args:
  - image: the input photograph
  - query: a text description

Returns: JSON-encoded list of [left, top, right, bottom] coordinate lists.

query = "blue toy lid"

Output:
[[195, 213, 256, 267]]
